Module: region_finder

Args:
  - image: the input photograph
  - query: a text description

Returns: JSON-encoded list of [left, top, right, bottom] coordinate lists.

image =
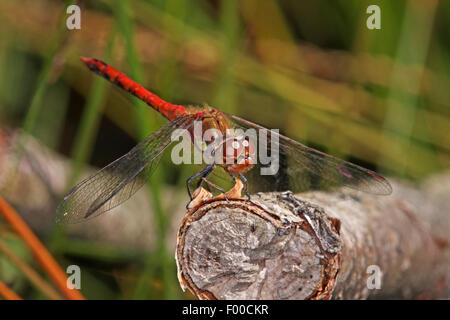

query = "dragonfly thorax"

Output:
[[221, 135, 256, 174], [188, 109, 257, 174]]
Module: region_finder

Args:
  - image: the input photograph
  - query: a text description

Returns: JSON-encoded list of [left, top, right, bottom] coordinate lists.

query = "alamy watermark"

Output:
[[366, 264, 382, 289], [66, 4, 81, 30], [67, 4, 381, 32], [366, 5, 381, 30], [66, 265, 81, 290]]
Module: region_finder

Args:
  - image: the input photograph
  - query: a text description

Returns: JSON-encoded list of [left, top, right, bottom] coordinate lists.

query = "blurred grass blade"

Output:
[[380, 0, 439, 175], [112, 0, 177, 299], [212, 0, 240, 114], [67, 29, 117, 187], [21, 0, 75, 139], [0, 240, 63, 300]]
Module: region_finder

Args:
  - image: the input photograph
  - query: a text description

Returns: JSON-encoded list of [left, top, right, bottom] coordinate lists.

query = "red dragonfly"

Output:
[[55, 57, 392, 224]]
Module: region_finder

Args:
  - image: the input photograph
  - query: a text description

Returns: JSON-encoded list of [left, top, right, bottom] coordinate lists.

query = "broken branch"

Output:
[[175, 179, 449, 299]]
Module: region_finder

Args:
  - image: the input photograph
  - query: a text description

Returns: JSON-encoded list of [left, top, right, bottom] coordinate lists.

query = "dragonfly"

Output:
[[55, 57, 392, 224]]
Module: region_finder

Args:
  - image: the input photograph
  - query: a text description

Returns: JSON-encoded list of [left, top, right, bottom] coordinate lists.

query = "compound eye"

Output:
[[242, 139, 249, 147]]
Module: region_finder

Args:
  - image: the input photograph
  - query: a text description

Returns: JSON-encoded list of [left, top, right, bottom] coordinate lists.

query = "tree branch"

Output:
[[176, 179, 450, 300]]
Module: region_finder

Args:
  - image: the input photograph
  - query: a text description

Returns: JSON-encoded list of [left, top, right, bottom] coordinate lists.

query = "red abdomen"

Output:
[[80, 57, 187, 121]]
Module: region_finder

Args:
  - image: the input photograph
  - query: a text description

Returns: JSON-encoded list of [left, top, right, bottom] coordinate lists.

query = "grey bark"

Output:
[[176, 179, 450, 300]]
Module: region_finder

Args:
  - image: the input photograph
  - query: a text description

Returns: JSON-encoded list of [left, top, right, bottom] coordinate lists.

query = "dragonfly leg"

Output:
[[202, 177, 212, 193], [228, 173, 236, 184], [196, 167, 215, 189], [201, 178, 226, 194], [238, 173, 251, 200], [186, 164, 215, 200]]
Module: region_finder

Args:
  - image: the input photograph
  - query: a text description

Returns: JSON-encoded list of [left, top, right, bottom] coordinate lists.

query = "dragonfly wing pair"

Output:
[[55, 115, 195, 224], [225, 113, 392, 196], [56, 111, 392, 224]]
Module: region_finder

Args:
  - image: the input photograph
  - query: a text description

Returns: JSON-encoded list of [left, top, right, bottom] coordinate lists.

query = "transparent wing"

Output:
[[55, 115, 195, 224], [225, 113, 392, 195]]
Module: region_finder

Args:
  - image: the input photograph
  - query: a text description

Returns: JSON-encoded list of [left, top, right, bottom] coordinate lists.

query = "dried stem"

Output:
[[0, 196, 85, 300], [0, 280, 22, 300]]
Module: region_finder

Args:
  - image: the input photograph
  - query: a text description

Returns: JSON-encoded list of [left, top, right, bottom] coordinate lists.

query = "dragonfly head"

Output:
[[222, 135, 256, 174]]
